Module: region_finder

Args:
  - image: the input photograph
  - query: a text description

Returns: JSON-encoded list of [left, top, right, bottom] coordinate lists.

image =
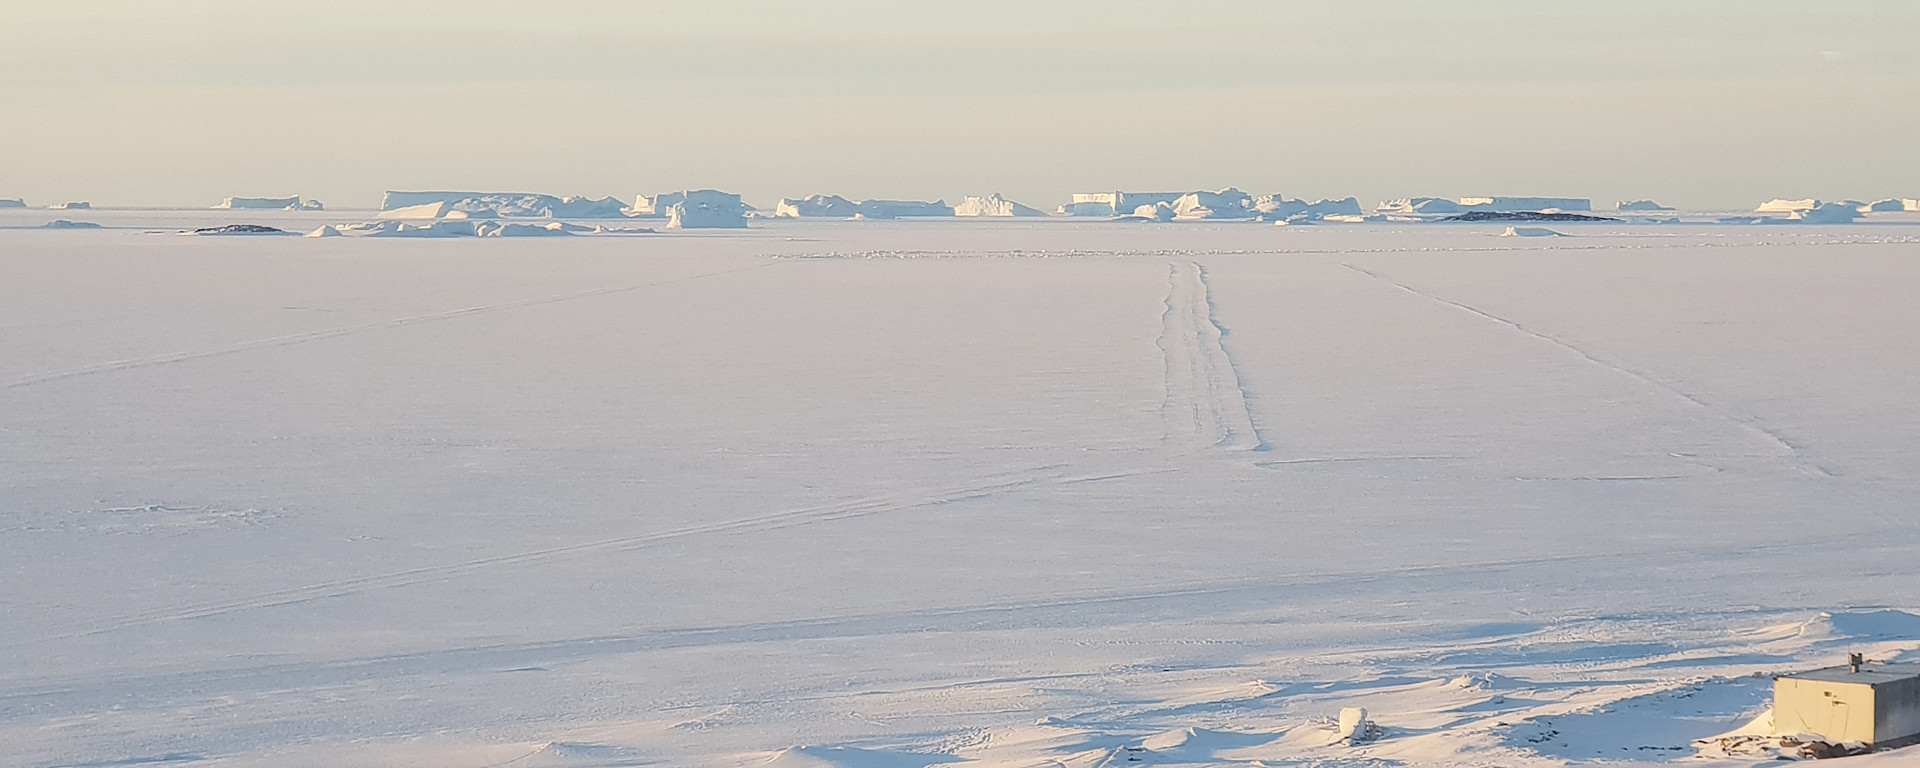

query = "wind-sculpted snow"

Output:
[[4, 219, 1920, 767]]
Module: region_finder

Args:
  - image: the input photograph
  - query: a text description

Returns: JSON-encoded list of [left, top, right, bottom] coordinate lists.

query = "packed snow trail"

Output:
[[1339, 262, 1826, 476], [1158, 261, 1264, 452]]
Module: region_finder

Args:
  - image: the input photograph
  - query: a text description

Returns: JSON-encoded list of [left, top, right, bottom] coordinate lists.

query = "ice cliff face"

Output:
[[854, 199, 953, 219], [666, 190, 750, 229], [775, 195, 859, 218], [380, 191, 625, 218], [955, 193, 1046, 217], [217, 197, 323, 211], [1172, 188, 1256, 219]]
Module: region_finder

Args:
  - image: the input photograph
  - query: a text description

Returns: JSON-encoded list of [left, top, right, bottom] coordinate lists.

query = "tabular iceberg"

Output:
[[380, 191, 626, 219], [217, 196, 324, 211], [855, 199, 953, 219], [665, 190, 749, 229], [1172, 188, 1257, 219], [1058, 192, 1183, 217], [955, 193, 1046, 217], [775, 195, 859, 218]]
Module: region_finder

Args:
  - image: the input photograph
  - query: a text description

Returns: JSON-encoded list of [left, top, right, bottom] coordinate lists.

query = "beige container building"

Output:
[[1774, 660, 1920, 747]]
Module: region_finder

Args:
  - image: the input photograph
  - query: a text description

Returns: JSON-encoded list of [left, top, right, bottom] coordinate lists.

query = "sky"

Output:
[[1, 0, 1916, 210]]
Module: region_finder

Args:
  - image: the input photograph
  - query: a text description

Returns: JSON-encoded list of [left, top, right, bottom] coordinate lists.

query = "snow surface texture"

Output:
[[6, 217, 1920, 768]]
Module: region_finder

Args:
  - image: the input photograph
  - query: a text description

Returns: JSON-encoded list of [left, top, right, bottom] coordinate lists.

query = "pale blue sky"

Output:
[[3, 1, 1916, 209]]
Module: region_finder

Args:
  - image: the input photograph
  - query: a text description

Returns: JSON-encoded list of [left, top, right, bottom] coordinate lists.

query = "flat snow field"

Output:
[[5, 215, 1920, 767]]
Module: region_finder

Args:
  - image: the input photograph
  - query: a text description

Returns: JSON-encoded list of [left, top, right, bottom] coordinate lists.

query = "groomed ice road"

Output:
[[6, 216, 1920, 767]]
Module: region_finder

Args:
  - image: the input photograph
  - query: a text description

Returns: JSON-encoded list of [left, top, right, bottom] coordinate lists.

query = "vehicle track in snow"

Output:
[[1157, 261, 1265, 452], [1340, 263, 1830, 477]]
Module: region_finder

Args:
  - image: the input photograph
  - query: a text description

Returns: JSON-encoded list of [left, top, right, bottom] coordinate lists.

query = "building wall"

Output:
[[1875, 677, 1920, 745], [1776, 678, 1877, 744]]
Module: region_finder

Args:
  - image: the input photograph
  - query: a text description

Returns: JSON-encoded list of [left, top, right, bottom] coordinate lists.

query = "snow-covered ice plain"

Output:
[[6, 210, 1920, 767]]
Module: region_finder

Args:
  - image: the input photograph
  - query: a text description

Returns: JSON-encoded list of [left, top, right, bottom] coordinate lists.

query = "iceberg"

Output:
[[1121, 202, 1177, 222], [1058, 192, 1182, 217], [628, 192, 683, 219], [1795, 202, 1860, 224], [380, 191, 626, 219], [217, 197, 323, 211], [665, 190, 749, 229], [1376, 197, 1465, 214], [377, 202, 462, 220], [49, 201, 91, 210], [1756, 198, 1818, 213], [1252, 196, 1362, 221], [0, 198, 24, 208], [364, 220, 481, 238], [954, 193, 1046, 217], [854, 199, 953, 219], [1617, 200, 1675, 211], [775, 195, 859, 218], [1381, 197, 1589, 214], [1861, 199, 1906, 213], [1457, 197, 1591, 212], [1171, 188, 1256, 219], [40, 219, 103, 229]]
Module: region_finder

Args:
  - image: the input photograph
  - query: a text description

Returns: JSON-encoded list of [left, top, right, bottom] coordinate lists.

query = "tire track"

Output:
[[3, 262, 777, 390], [1157, 261, 1264, 451], [1339, 263, 1820, 474]]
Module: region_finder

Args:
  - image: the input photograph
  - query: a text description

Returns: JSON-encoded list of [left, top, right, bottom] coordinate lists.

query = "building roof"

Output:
[[1781, 663, 1920, 685]]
